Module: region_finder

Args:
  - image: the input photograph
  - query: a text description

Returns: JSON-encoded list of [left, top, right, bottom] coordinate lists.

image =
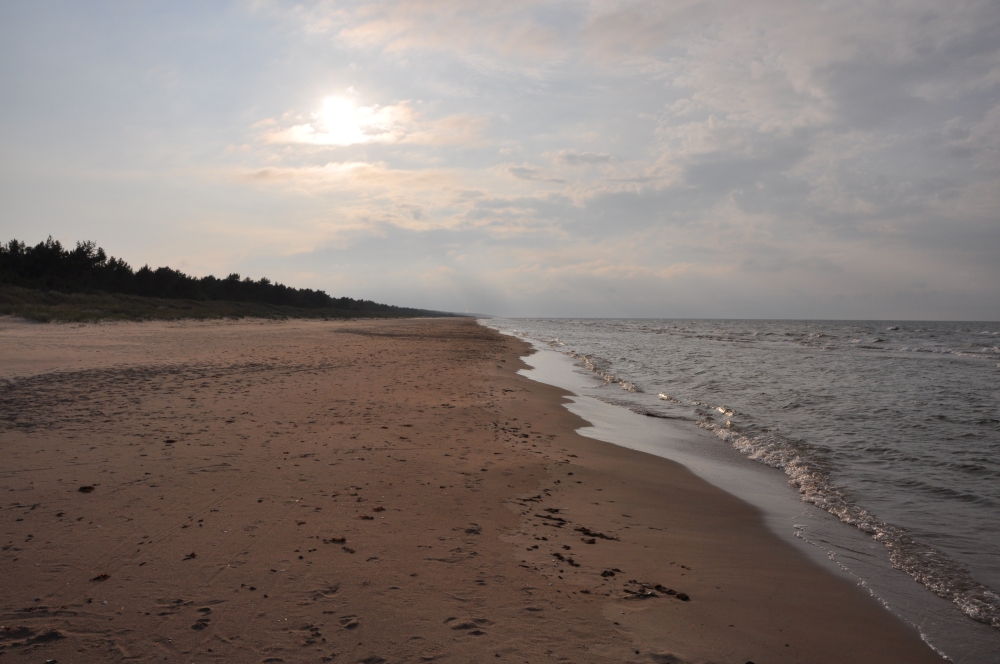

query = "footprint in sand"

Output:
[[445, 616, 492, 635], [310, 583, 340, 600]]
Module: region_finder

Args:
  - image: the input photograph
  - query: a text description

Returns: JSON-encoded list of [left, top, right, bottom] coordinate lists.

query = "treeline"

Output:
[[0, 237, 433, 314]]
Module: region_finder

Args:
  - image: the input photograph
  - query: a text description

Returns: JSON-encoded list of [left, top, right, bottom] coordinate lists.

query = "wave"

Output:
[[700, 420, 1000, 630], [485, 318, 1000, 632], [656, 324, 1000, 360], [790, 338, 1000, 359], [502, 326, 643, 393], [569, 351, 643, 393]]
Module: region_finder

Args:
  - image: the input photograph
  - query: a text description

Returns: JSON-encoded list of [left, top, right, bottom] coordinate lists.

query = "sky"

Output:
[[1, 1, 998, 319]]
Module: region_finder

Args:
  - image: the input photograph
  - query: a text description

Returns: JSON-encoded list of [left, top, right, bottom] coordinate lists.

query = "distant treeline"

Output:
[[0, 237, 430, 314]]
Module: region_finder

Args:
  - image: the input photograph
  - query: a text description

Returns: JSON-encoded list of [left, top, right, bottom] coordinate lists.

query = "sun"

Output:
[[317, 96, 369, 146], [275, 94, 405, 146]]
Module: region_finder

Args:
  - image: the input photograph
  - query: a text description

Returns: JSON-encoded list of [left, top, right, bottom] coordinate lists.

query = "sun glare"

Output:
[[318, 96, 368, 146], [272, 93, 408, 146]]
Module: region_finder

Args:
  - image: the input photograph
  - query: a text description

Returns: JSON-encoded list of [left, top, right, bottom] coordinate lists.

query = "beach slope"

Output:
[[0, 317, 940, 663]]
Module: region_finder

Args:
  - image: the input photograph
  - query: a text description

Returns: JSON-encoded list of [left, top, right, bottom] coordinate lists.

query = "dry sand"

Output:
[[0, 317, 942, 663]]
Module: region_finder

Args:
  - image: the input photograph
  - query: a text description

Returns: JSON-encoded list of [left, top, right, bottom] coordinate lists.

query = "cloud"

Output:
[[506, 164, 567, 183], [257, 95, 489, 148], [268, 97, 412, 146], [265, 0, 573, 59], [399, 112, 491, 146], [553, 150, 614, 165], [237, 160, 465, 201], [5, 1, 998, 318]]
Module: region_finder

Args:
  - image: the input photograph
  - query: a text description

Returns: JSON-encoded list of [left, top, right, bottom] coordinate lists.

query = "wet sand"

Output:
[[0, 316, 942, 663]]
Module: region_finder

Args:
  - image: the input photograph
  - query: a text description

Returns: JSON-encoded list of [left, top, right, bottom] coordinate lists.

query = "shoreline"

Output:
[[504, 331, 1000, 663], [0, 317, 942, 662], [487, 320, 1000, 664]]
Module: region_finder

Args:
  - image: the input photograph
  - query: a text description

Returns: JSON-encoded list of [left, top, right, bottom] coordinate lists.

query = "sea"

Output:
[[480, 318, 1000, 663]]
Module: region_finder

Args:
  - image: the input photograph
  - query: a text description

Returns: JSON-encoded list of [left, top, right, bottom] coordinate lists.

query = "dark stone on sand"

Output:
[[78, 486, 94, 493]]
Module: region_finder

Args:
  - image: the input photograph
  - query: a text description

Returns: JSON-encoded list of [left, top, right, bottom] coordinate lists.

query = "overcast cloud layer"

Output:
[[1, 1, 998, 318]]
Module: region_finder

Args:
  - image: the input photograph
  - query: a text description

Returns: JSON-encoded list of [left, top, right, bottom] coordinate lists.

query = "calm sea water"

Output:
[[484, 318, 1000, 654]]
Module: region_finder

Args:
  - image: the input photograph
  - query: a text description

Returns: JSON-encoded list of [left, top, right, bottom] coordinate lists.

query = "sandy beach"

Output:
[[0, 317, 942, 663]]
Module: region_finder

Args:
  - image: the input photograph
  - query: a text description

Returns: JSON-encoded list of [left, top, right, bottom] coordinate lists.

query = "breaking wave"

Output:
[[700, 420, 1000, 629], [484, 316, 1000, 657], [570, 351, 643, 393]]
